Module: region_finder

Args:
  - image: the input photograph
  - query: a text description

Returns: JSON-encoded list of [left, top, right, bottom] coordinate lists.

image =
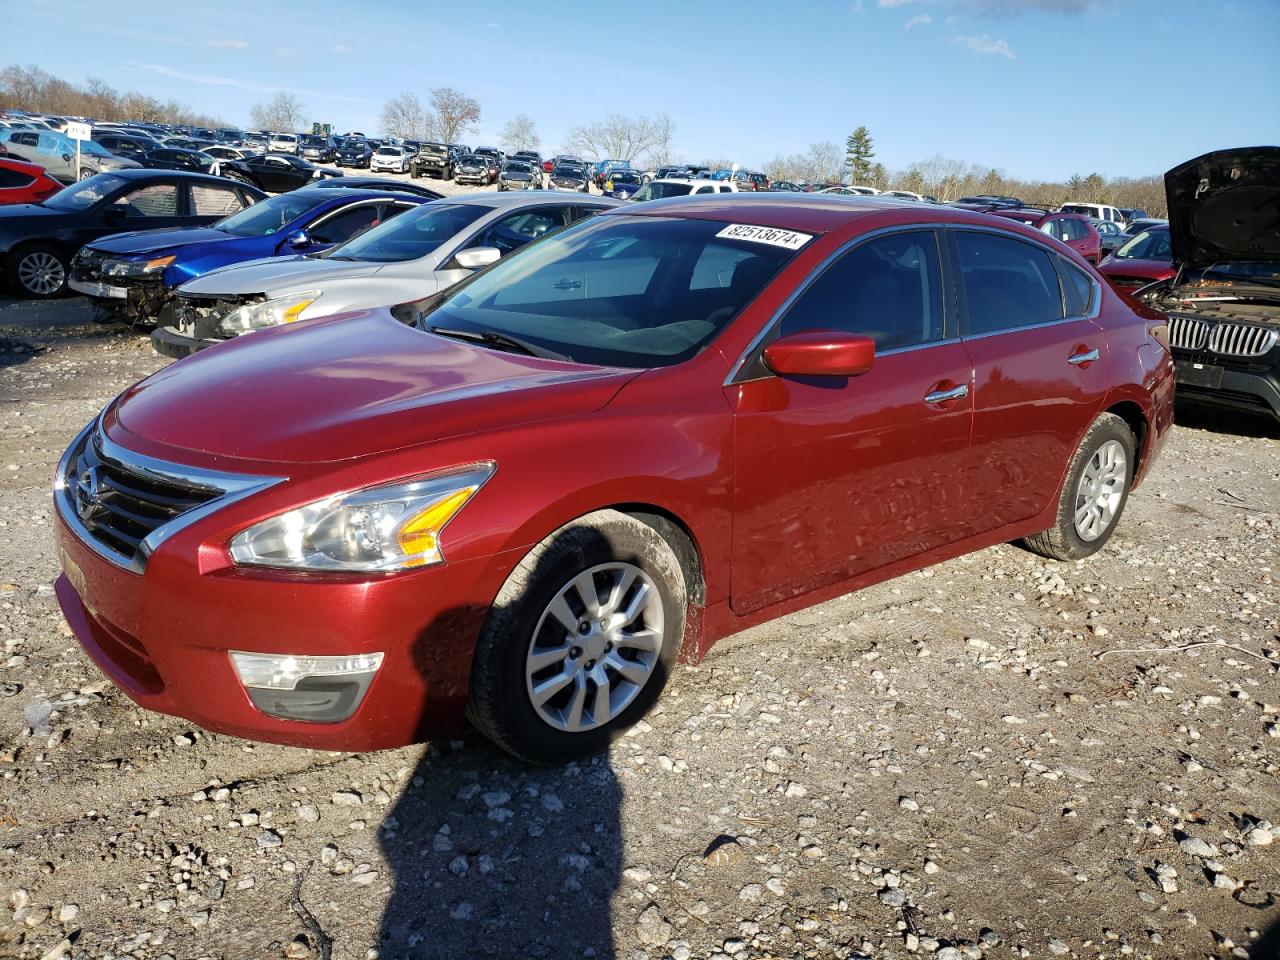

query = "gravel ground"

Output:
[[0, 285, 1277, 960]]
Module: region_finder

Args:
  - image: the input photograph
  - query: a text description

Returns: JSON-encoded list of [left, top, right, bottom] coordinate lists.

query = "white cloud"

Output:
[[207, 39, 249, 50], [275, 47, 296, 59], [332, 44, 353, 54], [905, 13, 933, 29], [955, 32, 1016, 57]]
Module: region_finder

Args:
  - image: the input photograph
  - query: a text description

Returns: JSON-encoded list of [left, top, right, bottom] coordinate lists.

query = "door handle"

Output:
[[552, 279, 582, 290], [1068, 348, 1100, 365], [924, 384, 969, 404]]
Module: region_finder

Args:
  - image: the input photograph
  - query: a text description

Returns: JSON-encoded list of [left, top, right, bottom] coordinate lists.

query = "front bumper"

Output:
[[1171, 350, 1280, 419], [52, 426, 516, 751], [69, 278, 127, 299], [151, 325, 217, 358]]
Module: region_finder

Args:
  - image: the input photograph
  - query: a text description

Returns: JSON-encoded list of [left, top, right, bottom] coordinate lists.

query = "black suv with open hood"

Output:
[[1137, 147, 1280, 421]]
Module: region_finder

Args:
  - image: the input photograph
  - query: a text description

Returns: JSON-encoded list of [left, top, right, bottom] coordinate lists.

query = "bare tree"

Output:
[[380, 91, 429, 140], [249, 91, 307, 132], [765, 141, 843, 184], [427, 87, 480, 144], [500, 114, 539, 153], [565, 113, 674, 163]]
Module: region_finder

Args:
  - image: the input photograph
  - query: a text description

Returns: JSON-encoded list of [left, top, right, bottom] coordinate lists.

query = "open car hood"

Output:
[[1165, 146, 1280, 271]]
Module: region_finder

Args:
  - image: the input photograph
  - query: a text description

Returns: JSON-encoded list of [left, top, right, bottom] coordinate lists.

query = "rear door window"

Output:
[[955, 232, 1065, 335]]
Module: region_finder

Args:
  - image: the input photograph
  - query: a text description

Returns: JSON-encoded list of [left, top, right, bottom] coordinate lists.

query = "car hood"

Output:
[[182, 254, 389, 295], [89, 227, 231, 256], [1165, 146, 1280, 270], [109, 310, 636, 464], [0, 203, 68, 222]]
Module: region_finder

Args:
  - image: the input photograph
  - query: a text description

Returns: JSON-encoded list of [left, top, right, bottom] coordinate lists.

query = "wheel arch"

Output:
[[1104, 397, 1151, 483]]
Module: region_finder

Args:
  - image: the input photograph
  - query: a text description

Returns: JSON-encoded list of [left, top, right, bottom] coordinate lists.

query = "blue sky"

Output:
[[10, 0, 1279, 180]]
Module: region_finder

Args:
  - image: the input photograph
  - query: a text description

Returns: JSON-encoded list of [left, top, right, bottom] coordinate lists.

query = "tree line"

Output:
[[0, 64, 227, 128]]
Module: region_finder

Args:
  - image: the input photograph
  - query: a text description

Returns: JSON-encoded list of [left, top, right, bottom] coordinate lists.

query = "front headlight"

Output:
[[229, 463, 495, 572], [218, 290, 322, 335], [103, 255, 175, 277]]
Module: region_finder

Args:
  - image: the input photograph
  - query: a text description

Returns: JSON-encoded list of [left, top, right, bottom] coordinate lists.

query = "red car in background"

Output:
[[993, 208, 1103, 264], [53, 196, 1173, 760], [1098, 224, 1176, 292], [0, 157, 63, 206]]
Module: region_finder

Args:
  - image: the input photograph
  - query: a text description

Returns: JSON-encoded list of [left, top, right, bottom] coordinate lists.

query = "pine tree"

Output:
[[845, 126, 874, 185]]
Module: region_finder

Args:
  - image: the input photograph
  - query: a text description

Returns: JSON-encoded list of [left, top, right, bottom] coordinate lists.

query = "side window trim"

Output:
[[944, 225, 1075, 340], [1051, 255, 1103, 321], [725, 224, 956, 386]]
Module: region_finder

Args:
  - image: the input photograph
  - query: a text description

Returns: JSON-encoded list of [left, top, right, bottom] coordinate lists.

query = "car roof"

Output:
[[437, 192, 625, 211], [611, 192, 1020, 233]]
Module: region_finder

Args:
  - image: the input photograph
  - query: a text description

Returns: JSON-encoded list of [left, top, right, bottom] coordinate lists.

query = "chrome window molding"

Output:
[[724, 222, 956, 386], [54, 413, 286, 574]]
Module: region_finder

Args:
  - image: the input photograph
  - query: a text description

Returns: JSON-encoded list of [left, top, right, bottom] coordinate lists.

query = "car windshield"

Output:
[[632, 182, 693, 201], [416, 214, 802, 368], [503, 163, 532, 174], [608, 172, 641, 184], [42, 174, 128, 210], [377, 147, 400, 155], [215, 192, 330, 237], [1114, 229, 1172, 261], [324, 202, 488, 263], [552, 166, 582, 176]]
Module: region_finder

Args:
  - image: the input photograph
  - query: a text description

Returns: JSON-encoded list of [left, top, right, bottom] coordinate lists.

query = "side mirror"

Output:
[[763, 330, 876, 378], [453, 246, 501, 270], [286, 230, 311, 248]]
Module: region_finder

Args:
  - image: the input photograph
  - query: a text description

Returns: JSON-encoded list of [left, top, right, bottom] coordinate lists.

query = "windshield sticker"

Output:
[[715, 224, 813, 250]]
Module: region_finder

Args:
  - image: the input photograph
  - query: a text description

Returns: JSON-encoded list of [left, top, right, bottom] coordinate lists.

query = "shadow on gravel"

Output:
[[1174, 398, 1280, 440], [379, 527, 633, 960]]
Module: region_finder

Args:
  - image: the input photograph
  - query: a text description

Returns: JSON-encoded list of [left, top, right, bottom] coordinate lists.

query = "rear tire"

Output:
[[468, 510, 685, 764], [1021, 413, 1135, 561]]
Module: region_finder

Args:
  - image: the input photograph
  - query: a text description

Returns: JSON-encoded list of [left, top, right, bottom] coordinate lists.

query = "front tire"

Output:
[[468, 510, 686, 763], [1021, 413, 1135, 561], [7, 243, 68, 299]]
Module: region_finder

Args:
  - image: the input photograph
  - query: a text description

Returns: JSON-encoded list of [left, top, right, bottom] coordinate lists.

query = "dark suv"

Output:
[[300, 136, 337, 163], [411, 143, 455, 180]]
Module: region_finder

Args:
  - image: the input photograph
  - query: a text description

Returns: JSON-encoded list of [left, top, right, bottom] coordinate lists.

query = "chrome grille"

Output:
[[67, 432, 222, 563], [1207, 322, 1278, 358], [1168, 316, 1209, 350], [56, 422, 284, 570]]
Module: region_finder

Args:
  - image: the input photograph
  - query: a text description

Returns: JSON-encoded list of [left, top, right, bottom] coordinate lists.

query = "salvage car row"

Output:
[[24, 145, 1274, 766]]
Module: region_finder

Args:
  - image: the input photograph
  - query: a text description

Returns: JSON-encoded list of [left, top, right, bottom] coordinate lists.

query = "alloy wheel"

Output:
[[524, 562, 664, 733], [1073, 439, 1127, 541], [18, 251, 65, 296]]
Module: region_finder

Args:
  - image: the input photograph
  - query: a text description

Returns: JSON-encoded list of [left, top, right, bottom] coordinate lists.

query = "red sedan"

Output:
[[0, 157, 63, 206], [1098, 223, 1176, 292], [992, 208, 1103, 264], [53, 196, 1174, 760]]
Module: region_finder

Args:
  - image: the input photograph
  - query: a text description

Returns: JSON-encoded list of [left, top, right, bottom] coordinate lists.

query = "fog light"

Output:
[[230, 651, 383, 723]]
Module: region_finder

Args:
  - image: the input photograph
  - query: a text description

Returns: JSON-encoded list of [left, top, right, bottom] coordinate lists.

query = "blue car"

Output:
[[68, 190, 429, 323], [601, 169, 644, 200]]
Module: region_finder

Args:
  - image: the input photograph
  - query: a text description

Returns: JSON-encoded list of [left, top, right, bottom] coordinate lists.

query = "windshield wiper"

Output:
[[429, 326, 569, 361]]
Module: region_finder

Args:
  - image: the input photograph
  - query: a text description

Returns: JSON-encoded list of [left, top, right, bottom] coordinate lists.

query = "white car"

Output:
[[628, 178, 739, 202], [1059, 201, 1125, 226], [883, 190, 927, 202], [157, 193, 626, 353], [268, 133, 299, 154], [371, 145, 411, 174], [820, 185, 879, 196]]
